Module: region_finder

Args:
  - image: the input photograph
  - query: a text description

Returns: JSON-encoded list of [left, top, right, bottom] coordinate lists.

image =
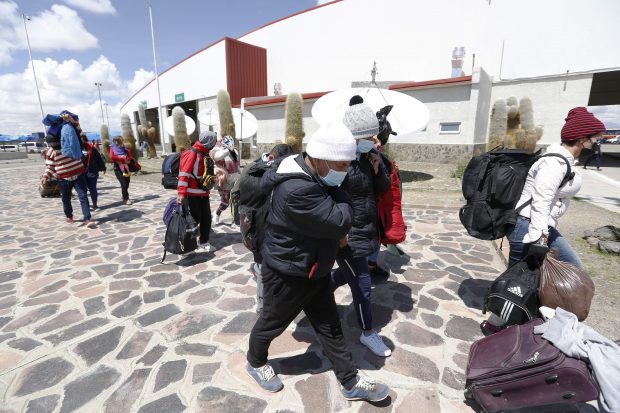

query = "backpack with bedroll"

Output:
[[161, 152, 181, 189]]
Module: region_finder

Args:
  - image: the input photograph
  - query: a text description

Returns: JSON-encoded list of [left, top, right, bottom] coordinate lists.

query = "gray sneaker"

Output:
[[246, 363, 283, 393], [341, 375, 389, 402]]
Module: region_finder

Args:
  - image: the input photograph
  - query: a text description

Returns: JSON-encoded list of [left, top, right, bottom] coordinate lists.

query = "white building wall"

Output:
[[490, 74, 594, 146], [122, 41, 228, 115]]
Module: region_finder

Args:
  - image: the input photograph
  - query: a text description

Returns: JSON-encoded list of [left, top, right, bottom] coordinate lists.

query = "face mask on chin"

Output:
[[356, 139, 374, 153], [318, 160, 347, 186]]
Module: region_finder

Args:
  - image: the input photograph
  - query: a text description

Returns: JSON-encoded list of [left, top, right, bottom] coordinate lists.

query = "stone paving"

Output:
[[0, 162, 505, 413]]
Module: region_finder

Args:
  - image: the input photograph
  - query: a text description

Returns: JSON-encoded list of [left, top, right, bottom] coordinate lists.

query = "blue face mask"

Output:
[[319, 160, 347, 186], [356, 139, 374, 153]]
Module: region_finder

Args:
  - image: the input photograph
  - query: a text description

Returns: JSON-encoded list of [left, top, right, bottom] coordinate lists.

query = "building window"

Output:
[[439, 122, 461, 134]]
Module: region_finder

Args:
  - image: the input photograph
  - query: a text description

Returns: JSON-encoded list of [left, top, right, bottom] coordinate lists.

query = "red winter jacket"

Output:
[[109, 146, 133, 167], [177, 141, 210, 197]]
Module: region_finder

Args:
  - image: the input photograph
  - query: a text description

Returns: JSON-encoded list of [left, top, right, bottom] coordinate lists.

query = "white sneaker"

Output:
[[360, 331, 391, 357], [198, 242, 212, 252], [214, 214, 220, 225]]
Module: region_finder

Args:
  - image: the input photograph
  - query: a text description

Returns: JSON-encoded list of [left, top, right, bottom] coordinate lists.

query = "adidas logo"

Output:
[[507, 286, 524, 297]]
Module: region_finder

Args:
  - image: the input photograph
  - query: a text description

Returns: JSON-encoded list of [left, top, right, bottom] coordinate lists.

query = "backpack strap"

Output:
[[515, 152, 575, 214]]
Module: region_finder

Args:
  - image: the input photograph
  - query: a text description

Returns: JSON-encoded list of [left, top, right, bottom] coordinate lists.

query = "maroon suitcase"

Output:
[[465, 319, 599, 413]]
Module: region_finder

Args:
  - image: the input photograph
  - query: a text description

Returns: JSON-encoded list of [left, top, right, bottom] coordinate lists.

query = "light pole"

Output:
[[94, 82, 105, 125], [103, 102, 110, 126], [21, 13, 45, 122], [148, 0, 168, 155]]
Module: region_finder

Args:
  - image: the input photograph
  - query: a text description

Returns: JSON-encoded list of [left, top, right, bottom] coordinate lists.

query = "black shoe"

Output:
[[368, 263, 390, 278]]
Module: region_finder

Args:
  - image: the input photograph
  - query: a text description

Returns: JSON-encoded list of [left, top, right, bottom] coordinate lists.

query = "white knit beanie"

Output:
[[343, 103, 380, 139], [306, 121, 356, 161]]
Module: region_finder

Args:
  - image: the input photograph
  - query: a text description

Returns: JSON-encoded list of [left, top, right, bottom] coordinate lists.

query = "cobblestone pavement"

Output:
[[0, 162, 505, 413]]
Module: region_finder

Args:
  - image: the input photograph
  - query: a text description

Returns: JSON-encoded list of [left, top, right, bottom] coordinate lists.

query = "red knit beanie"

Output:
[[560, 107, 605, 142]]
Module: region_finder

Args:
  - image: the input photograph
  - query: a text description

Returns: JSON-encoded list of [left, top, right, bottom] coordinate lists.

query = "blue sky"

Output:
[[0, 0, 323, 134]]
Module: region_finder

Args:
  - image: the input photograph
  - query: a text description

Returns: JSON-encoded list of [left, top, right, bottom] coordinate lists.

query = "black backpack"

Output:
[[459, 148, 574, 240], [189, 147, 216, 191], [161, 204, 199, 263], [484, 255, 542, 326], [161, 152, 181, 189], [237, 160, 274, 262]]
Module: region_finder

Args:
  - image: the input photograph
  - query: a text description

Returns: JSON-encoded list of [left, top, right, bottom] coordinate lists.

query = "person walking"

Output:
[[80, 134, 106, 210], [108, 136, 133, 205], [331, 101, 392, 357], [177, 131, 217, 252], [210, 134, 240, 225], [40, 134, 94, 227], [245, 121, 389, 402], [583, 139, 602, 171], [482, 107, 605, 334]]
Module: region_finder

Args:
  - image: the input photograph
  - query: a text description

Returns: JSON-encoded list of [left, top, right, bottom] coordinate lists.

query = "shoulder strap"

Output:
[[515, 152, 575, 214]]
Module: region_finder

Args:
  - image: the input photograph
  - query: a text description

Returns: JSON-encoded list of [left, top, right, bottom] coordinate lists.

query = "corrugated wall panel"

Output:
[[225, 38, 267, 106]]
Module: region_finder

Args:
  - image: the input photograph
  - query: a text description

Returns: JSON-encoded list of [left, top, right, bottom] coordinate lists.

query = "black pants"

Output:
[[114, 169, 131, 201], [583, 153, 601, 169], [247, 265, 358, 386], [188, 196, 212, 243]]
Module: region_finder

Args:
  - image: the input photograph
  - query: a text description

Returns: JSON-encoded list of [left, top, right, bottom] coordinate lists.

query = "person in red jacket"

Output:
[[109, 136, 133, 205], [177, 131, 217, 252]]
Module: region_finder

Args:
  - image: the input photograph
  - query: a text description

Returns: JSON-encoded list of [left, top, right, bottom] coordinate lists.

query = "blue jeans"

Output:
[[507, 215, 582, 268], [59, 174, 91, 220], [85, 173, 98, 207], [331, 256, 373, 330]]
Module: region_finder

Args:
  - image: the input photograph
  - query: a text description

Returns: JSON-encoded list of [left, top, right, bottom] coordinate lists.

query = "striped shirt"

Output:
[[43, 147, 85, 180]]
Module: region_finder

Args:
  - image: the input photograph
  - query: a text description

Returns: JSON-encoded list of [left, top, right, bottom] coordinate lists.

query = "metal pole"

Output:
[[104, 103, 110, 126], [21, 13, 44, 122], [499, 40, 505, 80], [148, 0, 168, 155], [95, 82, 105, 124]]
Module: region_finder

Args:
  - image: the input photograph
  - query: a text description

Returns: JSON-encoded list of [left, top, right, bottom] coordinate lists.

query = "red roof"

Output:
[[389, 75, 472, 90]]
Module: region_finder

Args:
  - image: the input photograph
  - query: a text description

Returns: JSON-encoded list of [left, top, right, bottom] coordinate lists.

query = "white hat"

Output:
[[306, 121, 356, 161], [343, 103, 380, 139]]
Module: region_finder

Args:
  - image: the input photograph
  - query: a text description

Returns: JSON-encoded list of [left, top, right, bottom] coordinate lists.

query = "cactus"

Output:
[[146, 122, 157, 158], [101, 124, 110, 162], [120, 113, 138, 159], [487, 96, 543, 152], [137, 103, 149, 149], [284, 92, 305, 154], [172, 106, 191, 152], [217, 89, 236, 145]]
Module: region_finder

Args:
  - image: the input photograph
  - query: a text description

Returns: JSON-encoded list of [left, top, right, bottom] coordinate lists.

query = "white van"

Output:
[[0, 145, 18, 152], [19, 142, 45, 152]]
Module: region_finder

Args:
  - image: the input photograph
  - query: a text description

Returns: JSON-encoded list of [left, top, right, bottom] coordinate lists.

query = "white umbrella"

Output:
[[163, 115, 196, 136], [197, 108, 258, 140], [311, 87, 430, 136]]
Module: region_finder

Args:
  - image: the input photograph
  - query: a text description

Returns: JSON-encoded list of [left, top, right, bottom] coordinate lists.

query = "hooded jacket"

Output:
[[177, 140, 211, 197], [340, 151, 390, 257], [260, 154, 353, 279]]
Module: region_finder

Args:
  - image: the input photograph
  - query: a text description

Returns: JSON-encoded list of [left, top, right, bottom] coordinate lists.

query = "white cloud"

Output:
[[316, 0, 334, 5], [0, 55, 154, 135], [62, 0, 116, 14], [589, 105, 620, 129], [0, 1, 99, 65]]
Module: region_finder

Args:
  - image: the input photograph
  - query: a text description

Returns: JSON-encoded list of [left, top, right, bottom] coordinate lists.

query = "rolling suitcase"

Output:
[[497, 403, 598, 412], [465, 319, 598, 413]]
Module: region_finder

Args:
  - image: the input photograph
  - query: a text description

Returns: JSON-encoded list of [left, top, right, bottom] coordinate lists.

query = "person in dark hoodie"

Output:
[[177, 131, 218, 252], [332, 100, 392, 357], [245, 121, 390, 403], [80, 134, 106, 211]]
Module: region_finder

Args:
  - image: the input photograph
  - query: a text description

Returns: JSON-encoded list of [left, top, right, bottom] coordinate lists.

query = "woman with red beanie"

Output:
[[482, 107, 605, 334]]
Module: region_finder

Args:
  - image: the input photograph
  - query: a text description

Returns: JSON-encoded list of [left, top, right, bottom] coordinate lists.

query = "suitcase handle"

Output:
[[545, 374, 559, 384], [491, 389, 504, 397], [562, 392, 576, 400]]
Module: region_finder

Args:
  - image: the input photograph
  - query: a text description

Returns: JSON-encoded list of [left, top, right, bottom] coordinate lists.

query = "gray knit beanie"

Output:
[[199, 131, 217, 150], [343, 103, 380, 139]]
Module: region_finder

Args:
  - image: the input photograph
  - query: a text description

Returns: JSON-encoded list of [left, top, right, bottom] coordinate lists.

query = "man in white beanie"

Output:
[[245, 121, 390, 402]]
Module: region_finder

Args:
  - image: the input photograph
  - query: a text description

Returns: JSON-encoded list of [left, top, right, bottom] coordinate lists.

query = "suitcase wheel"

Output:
[[464, 388, 473, 400]]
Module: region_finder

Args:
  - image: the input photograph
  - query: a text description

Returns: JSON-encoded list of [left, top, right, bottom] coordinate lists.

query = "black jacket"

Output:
[[340, 151, 390, 257], [82, 144, 106, 177], [260, 154, 353, 279]]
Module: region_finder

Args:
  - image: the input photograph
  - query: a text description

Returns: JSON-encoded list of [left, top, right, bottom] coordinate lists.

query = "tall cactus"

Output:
[[146, 122, 157, 158], [285, 92, 305, 154], [120, 113, 138, 159], [137, 103, 148, 141], [101, 124, 110, 162], [172, 106, 191, 152], [217, 89, 236, 145], [487, 96, 543, 153]]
